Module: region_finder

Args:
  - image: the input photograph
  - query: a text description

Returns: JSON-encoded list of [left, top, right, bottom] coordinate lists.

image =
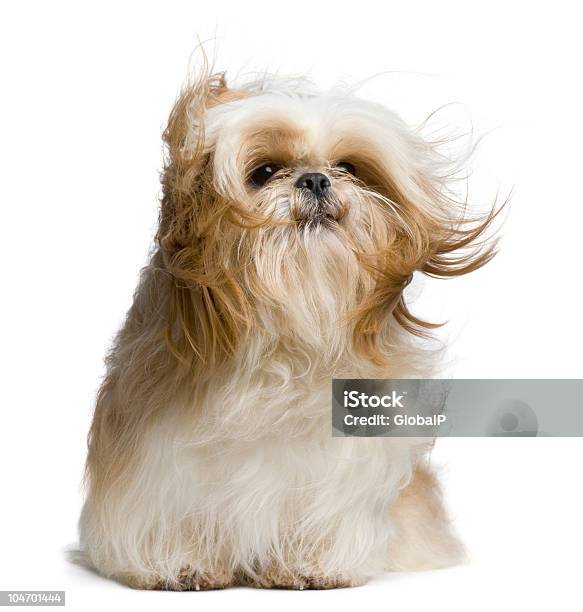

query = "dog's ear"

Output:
[[350, 139, 503, 366], [156, 73, 253, 372], [158, 72, 249, 247]]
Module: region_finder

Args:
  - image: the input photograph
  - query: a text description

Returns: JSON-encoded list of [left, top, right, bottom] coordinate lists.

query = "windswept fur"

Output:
[[80, 68, 499, 589]]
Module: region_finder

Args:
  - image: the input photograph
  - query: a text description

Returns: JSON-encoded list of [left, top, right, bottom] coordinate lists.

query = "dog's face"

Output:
[[158, 74, 496, 368], [207, 89, 419, 231], [200, 84, 450, 275]]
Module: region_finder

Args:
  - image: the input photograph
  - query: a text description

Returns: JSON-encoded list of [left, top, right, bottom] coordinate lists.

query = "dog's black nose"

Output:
[[295, 172, 331, 198]]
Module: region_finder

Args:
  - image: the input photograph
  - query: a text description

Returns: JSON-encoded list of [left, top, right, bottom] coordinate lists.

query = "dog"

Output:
[[79, 68, 498, 590]]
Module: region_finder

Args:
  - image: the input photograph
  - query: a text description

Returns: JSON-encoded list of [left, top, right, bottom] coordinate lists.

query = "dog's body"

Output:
[[79, 71, 495, 589]]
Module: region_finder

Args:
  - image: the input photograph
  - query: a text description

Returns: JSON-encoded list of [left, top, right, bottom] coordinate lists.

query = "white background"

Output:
[[1, 1, 582, 610]]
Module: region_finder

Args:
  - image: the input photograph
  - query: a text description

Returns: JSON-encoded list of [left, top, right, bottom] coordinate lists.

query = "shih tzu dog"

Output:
[[79, 68, 498, 590]]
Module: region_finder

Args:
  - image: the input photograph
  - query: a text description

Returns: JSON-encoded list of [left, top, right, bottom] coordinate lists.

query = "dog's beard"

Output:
[[234, 188, 390, 347]]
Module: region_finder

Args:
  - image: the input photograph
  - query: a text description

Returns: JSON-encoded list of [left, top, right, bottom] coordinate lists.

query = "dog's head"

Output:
[[157, 72, 499, 369]]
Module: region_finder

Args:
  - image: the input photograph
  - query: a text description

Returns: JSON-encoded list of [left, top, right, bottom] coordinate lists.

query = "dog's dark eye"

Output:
[[249, 163, 281, 187], [336, 161, 356, 176]]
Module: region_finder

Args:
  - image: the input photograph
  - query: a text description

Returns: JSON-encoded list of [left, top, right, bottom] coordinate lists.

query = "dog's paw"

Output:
[[247, 567, 365, 590], [119, 567, 234, 591], [172, 567, 234, 591]]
